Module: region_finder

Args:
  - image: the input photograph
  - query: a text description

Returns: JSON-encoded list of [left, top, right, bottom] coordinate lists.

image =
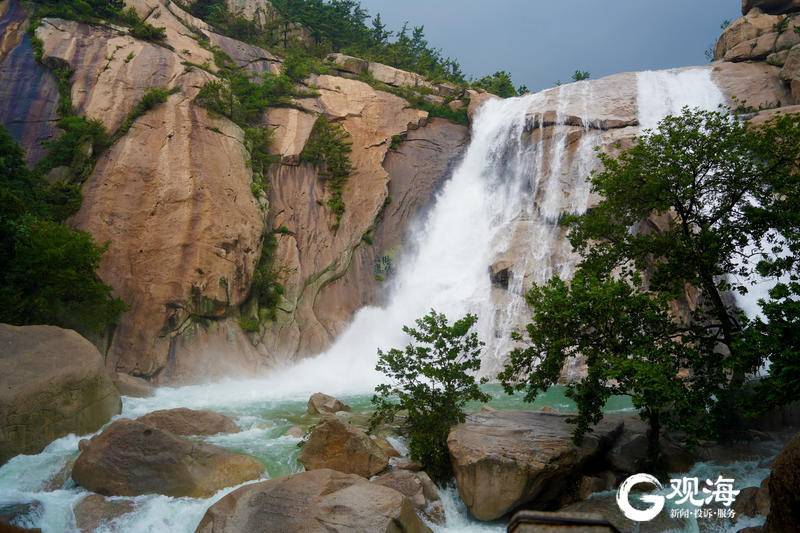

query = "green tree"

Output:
[[0, 126, 125, 336], [738, 111, 800, 414], [499, 271, 722, 468], [472, 71, 518, 98], [501, 108, 800, 462], [370, 311, 490, 482]]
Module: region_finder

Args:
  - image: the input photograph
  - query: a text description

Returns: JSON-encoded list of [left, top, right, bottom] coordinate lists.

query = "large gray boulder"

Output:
[[298, 417, 388, 477], [0, 324, 121, 464], [72, 419, 263, 498], [195, 469, 431, 533], [447, 410, 624, 521]]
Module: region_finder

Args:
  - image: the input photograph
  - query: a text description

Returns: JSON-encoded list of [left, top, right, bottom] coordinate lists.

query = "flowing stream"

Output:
[[0, 68, 773, 533]]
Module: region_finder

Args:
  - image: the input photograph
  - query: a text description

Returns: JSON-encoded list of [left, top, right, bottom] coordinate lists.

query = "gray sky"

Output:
[[356, 0, 742, 92]]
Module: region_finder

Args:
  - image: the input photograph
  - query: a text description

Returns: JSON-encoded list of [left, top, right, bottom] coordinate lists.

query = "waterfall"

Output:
[[0, 68, 754, 533], [125, 67, 731, 403]]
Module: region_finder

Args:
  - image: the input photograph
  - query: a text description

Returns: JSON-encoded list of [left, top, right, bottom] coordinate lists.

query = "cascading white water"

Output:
[[1, 67, 762, 533]]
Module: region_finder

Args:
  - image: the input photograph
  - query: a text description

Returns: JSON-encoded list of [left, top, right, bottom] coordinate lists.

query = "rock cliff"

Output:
[[0, 0, 468, 382]]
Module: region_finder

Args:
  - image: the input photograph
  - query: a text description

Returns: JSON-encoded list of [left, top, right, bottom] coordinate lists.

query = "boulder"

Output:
[[447, 411, 624, 521], [298, 417, 388, 477], [373, 436, 401, 458], [717, 9, 780, 60], [743, 0, 800, 15], [763, 433, 800, 532], [326, 53, 369, 76], [71, 419, 263, 498], [112, 373, 154, 398], [135, 408, 240, 436], [0, 324, 121, 465], [367, 61, 434, 90], [372, 469, 445, 524], [307, 392, 351, 415], [195, 469, 431, 533], [74, 494, 134, 533]]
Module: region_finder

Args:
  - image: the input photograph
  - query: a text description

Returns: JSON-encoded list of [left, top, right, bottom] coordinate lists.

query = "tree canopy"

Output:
[[371, 310, 490, 482], [501, 108, 800, 466]]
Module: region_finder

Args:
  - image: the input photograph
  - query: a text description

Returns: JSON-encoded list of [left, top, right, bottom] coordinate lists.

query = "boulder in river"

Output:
[[298, 417, 388, 477], [0, 324, 121, 464], [195, 468, 431, 533], [447, 410, 624, 521], [74, 494, 134, 533], [135, 408, 239, 436], [372, 469, 445, 524], [71, 419, 263, 498], [763, 432, 800, 532], [112, 373, 154, 398], [307, 392, 351, 415]]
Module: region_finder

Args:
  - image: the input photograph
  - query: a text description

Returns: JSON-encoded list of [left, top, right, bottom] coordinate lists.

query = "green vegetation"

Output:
[[194, 52, 314, 192], [500, 108, 800, 466], [113, 87, 179, 142], [300, 117, 353, 229], [571, 70, 591, 82], [30, 1, 166, 43], [472, 71, 519, 98], [0, 126, 125, 336], [183, 0, 523, 98], [250, 231, 284, 322], [370, 311, 490, 482]]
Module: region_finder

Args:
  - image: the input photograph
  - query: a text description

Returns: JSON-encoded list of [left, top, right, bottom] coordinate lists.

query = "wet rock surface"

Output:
[[195, 468, 432, 533], [298, 417, 389, 477], [135, 408, 240, 436], [447, 410, 625, 521], [71, 419, 263, 498]]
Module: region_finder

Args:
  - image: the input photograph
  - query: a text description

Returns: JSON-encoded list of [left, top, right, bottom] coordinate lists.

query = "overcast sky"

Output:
[[356, 0, 742, 92]]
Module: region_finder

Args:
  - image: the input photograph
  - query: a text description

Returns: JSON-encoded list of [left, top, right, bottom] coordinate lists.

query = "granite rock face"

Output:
[[0, 0, 59, 165], [0, 324, 121, 465]]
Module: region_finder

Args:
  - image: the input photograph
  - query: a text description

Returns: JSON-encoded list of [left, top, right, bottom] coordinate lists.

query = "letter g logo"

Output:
[[616, 473, 665, 522]]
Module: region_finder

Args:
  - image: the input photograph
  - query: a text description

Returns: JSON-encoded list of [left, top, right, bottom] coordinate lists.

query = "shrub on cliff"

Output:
[[370, 310, 490, 482], [300, 117, 353, 230]]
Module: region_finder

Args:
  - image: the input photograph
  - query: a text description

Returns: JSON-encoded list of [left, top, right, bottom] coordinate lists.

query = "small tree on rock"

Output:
[[370, 310, 490, 482]]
